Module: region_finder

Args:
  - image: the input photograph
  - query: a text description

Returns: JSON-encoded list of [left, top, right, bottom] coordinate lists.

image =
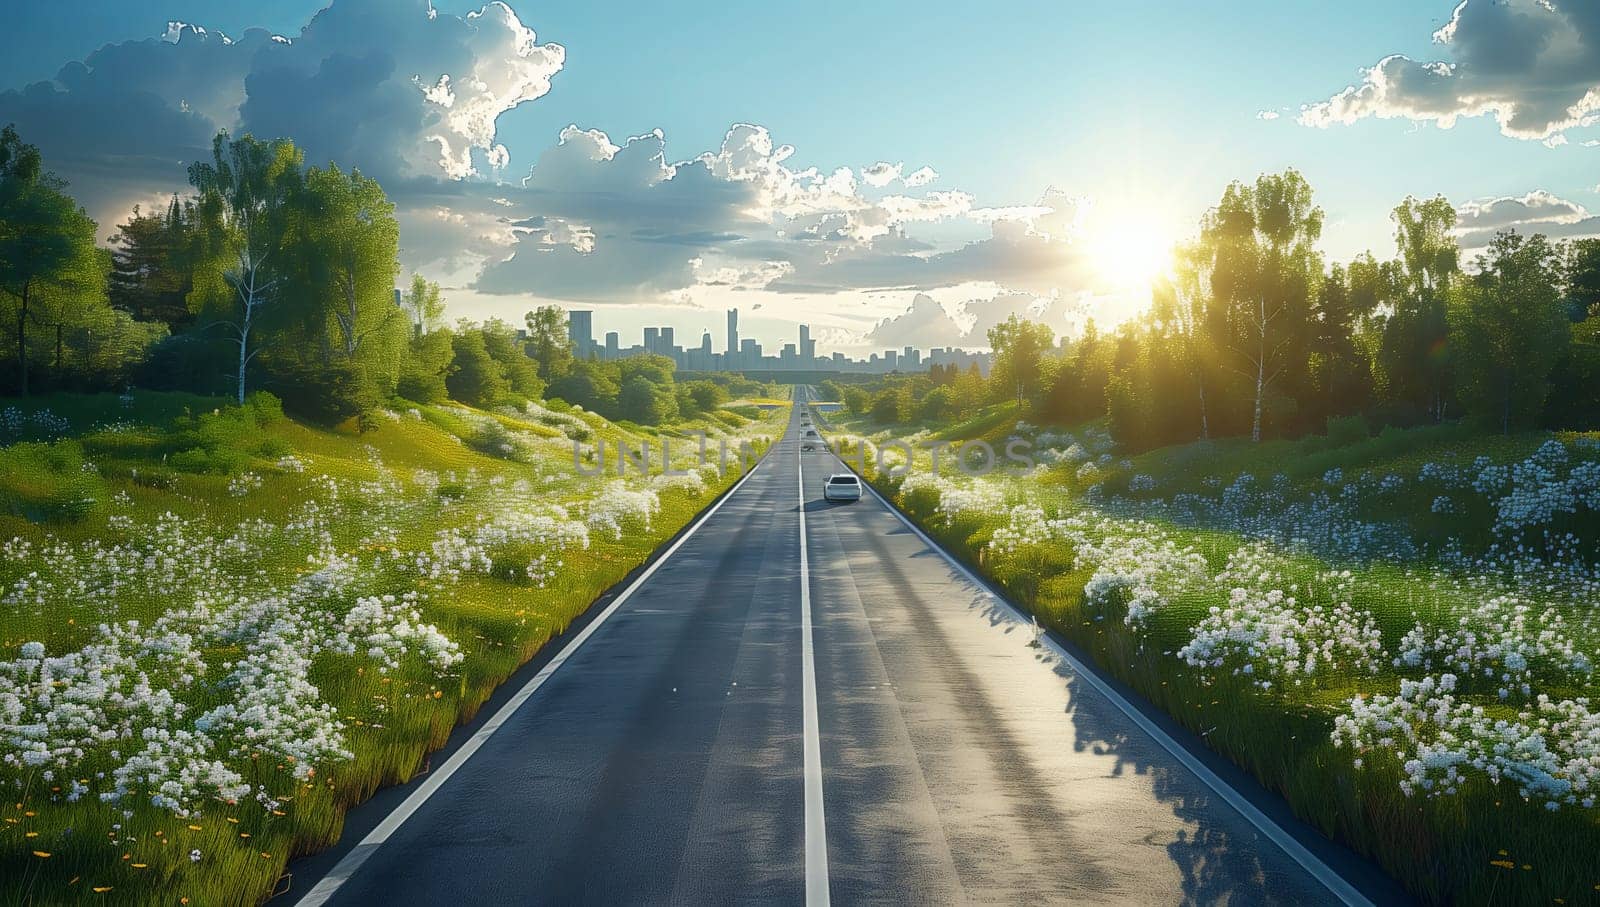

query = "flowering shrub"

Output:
[[1178, 548, 1384, 686], [584, 482, 661, 540], [882, 424, 1600, 815], [1333, 674, 1600, 808]]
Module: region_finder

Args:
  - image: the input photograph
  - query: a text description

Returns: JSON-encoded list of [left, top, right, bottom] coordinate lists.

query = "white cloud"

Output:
[[1457, 190, 1588, 231], [1299, 0, 1600, 141], [0, 1, 1145, 328], [861, 161, 903, 188], [864, 293, 968, 348], [0, 0, 564, 224], [863, 289, 1080, 350], [1256, 110, 1280, 121], [475, 124, 1078, 302], [1455, 189, 1600, 248]]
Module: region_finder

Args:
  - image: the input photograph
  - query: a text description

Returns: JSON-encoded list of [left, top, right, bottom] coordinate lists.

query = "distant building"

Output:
[[568, 310, 593, 357], [566, 305, 991, 375]]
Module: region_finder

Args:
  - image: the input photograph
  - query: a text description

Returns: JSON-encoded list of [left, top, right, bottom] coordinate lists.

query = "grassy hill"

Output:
[[0, 391, 781, 905]]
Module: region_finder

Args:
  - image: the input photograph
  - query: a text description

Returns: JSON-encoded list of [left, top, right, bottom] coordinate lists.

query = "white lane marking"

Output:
[[796, 419, 831, 907], [295, 459, 769, 907], [854, 478, 1374, 907]]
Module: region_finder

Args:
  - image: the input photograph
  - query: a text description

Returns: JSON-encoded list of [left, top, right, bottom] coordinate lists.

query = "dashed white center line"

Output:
[[796, 414, 831, 906]]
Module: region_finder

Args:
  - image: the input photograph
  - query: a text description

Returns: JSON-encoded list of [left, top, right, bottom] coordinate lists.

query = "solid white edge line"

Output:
[[853, 472, 1374, 907], [294, 454, 770, 907], [797, 398, 832, 907]]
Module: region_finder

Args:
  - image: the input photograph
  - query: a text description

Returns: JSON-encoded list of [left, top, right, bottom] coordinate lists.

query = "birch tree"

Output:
[[187, 132, 302, 404], [1204, 172, 1323, 442]]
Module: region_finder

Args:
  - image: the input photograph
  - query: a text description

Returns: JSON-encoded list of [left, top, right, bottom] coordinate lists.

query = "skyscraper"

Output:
[[799, 324, 815, 364], [661, 326, 674, 353], [726, 308, 739, 357], [605, 332, 619, 358], [567, 310, 593, 357], [643, 327, 659, 354]]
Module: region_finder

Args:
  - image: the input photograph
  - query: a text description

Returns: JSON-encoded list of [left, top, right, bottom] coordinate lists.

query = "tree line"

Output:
[[0, 125, 773, 426], [835, 171, 1600, 449]]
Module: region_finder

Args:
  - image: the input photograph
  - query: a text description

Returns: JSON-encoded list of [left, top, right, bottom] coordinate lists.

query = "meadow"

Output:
[[825, 404, 1600, 906], [0, 390, 780, 905]]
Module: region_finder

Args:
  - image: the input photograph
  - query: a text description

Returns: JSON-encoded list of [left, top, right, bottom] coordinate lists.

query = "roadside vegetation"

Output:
[[814, 171, 1600, 906], [0, 122, 783, 904], [0, 390, 779, 904]]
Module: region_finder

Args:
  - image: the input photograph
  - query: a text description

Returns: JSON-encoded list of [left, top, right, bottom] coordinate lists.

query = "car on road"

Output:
[[801, 442, 818, 452], [823, 473, 862, 502]]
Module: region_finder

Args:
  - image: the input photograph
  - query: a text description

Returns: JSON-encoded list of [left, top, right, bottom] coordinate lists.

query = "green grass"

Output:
[[0, 391, 784, 906], [823, 404, 1600, 906]]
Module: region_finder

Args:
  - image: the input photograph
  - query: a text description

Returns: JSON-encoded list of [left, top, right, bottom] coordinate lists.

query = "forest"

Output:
[[0, 125, 770, 424], [827, 171, 1600, 447]]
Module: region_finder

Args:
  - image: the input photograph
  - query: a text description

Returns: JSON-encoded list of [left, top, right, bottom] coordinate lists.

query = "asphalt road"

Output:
[[293, 387, 1398, 906]]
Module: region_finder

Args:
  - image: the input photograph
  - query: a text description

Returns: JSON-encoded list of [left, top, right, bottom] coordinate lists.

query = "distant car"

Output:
[[823, 473, 862, 502], [801, 442, 818, 452], [805, 429, 819, 438]]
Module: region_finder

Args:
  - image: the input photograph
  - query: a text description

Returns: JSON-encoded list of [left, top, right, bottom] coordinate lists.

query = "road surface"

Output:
[[293, 387, 1394, 906]]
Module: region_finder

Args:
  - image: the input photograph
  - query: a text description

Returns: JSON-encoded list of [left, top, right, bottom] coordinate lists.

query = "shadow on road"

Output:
[[958, 589, 1333, 906]]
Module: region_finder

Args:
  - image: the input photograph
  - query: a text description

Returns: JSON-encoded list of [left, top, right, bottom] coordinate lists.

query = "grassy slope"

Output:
[[824, 403, 1600, 906], [0, 392, 782, 906]]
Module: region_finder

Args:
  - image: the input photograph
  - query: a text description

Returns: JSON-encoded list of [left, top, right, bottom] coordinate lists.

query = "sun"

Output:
[[1089, 215, 1177, 294]]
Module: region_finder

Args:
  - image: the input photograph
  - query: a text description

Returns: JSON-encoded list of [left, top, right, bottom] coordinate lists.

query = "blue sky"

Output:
[[2, 1, 1597, 352]]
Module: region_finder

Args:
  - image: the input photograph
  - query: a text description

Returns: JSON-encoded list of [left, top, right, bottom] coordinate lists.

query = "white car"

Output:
[[823, 473, 862, 502]]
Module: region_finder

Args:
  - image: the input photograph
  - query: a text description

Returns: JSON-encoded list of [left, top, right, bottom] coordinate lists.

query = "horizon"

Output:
[[1, 0, 1597, 355]]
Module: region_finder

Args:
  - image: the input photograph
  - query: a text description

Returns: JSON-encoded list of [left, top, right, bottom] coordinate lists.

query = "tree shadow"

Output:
[[956, 586, 1345, 906]]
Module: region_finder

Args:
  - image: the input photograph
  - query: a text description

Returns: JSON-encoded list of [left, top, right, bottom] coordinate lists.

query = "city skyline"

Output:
[[563, 307, 991, 375]]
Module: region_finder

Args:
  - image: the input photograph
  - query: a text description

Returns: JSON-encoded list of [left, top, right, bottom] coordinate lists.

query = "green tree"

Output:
[[187, 132, 305, 404], [619, 374, 678, 425], [108, 199, 195, 330], [987, 314, 1054, 409], [918, 385, 954, 421], [1204, 170, 1324, 442], [1564, 238, 1600, 317], [446, 328, 510, 406], [678, 379, 727, 416], [1449, 231, 1569, 433], [1151, 241, 1214, 439], [524, 306, 574, 381], [1307, 259, 1375, 425], [480, 319, 543, 400], [547, 358, 621, 413], [0, 125, 103, 396], [1380, 196, 1459, 422], [401, 273, 445, 335], [841, 386, 871, 415], [395, 276, 451, 402], [298, 165, 402, 360]]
